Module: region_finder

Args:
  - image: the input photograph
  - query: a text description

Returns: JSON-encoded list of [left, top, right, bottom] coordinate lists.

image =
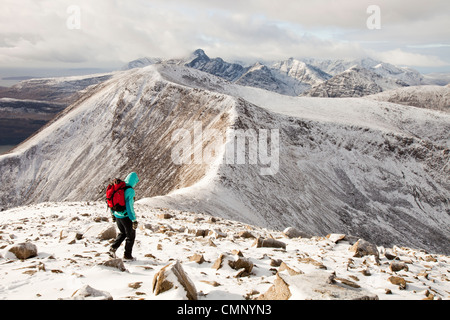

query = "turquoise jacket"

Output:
[[111, 172, 139, 222]]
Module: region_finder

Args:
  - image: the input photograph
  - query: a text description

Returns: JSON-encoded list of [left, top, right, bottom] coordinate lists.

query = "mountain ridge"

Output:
[[122, 49, 440, 97], [1, 63, 448, 254]]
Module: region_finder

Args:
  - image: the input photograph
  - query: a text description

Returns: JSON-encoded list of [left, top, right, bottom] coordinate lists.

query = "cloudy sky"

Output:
[[1, 0, 449, 76]]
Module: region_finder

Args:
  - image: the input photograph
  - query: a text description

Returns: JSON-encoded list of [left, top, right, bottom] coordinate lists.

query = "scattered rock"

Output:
[[253, 236, 286, 249], [208, 229, 227, 239], [189, 229, 209, 237], [59, 230, 83, 242], [7, 242, 38, 260], [424, 255, 437, 262], [70, 285, 113, 300], [152, 260, 197, 300], [257, 273, 291, 300], [298, 257, 327, 269], [259, 270, 379, 300], [279, 262, 303, 276], [231, 249, 244, 257], [212, 253, 253, 277], [228, 256, 253, 277], [51, 269, 63, 274], [212, 253, 226, 270], [283, 227, 311, 239], [335, 277, 360, 288], [349, 239, 379, 260], [237, 231, 255, 239], [83, 223, 116, 240], [326, 233, 346, 244], [384, 251, 397, 260], [200, 280, 221, 287], [388, 276, 407, 289], [93, 216, 108, 223], [270, 259, 283, 267], [158, 213, 173, 219], [208, 239, 217, 247], [189, 253, 205, 264], [128, 282, 142, 290], [390, 261, 408, 272], [101, 258, 127, 272]]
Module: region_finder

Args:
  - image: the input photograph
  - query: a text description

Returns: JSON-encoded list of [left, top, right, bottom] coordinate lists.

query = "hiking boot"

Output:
[[108, 247, 117, 258], [123, 254, 135, 261]]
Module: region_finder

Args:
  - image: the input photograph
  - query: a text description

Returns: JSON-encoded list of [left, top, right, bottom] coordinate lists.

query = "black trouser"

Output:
[[111, 217, 135, 257]]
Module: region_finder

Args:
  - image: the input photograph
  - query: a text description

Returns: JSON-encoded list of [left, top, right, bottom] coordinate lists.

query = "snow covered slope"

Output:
[[367, 84, 450, 113], [302, 66, 409, 97], [0, 201, 448, 300], [271, 58, 331, 86], [0, 64, 449, 255], [0, 66, 235, 208], [122, 50, 433, 97]]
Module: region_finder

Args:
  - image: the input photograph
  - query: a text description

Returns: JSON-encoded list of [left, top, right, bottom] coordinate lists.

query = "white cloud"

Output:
[[373, 49, 448, 67], [0, 0, 448, 70]]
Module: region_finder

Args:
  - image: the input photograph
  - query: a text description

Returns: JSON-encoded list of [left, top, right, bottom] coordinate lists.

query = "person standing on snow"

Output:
[[108, 172, 139, 260]]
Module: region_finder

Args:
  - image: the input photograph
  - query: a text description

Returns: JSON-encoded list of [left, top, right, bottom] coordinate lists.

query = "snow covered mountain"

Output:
[[184, 50, 308, 95], [301, 66, 409, 97], [184, 49, 246, 82], [367, 84, 450, 113], [1, 63, 449, 255], [271, 58, 331, 86], [304, 57, 424, 86], [121, 50, 436, 98]]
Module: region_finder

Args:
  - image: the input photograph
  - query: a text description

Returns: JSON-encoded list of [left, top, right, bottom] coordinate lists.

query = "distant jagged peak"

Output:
[[186, 48, 211, 66], [248, 61, 266, 70], [192, 48, 209, 59]]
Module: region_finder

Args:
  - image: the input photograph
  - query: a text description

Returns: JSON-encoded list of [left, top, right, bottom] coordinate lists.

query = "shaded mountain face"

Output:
[[0, 64, 449, 254], [185, 49, 246, 82]]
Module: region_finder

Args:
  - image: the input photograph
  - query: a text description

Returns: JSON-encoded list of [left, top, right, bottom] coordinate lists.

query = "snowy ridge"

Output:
[[0, 63, 449, 256], [271, 58, 332, 86], [0, 65, 236, 207], [301, 66, 409, 97], [366, 85, 450, 113], [122, 50, 439, 98], [0, 202, 448, 300]]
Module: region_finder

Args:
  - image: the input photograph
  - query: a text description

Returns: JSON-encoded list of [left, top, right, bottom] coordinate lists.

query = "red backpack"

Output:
[[106, 179, 131, 212]]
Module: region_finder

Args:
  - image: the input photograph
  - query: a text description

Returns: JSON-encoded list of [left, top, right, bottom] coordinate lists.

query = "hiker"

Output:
[[108, 172, 139, 260]]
